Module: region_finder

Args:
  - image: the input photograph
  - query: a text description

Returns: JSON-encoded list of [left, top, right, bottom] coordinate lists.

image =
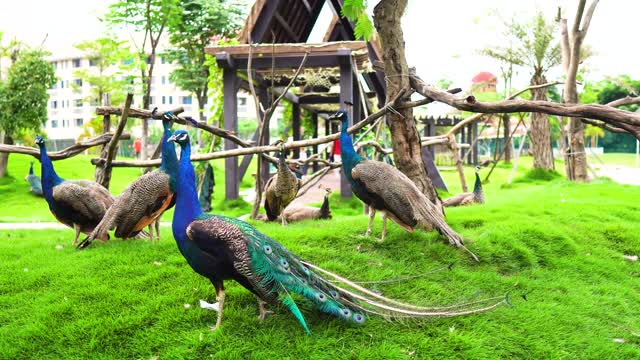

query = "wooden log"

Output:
[[0, 132, 131, 160], [100, 93, 133, 189]]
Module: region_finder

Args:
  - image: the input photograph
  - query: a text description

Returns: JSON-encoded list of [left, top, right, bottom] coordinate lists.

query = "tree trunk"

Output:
[[373, 0, 442, 210], [530, 73, 555, 170], [0, 135, 13, 178], [502, 113, 511, 163]]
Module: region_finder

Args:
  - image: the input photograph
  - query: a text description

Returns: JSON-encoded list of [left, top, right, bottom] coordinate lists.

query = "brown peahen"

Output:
[[281, 187, 332, 222], [263, 142, 301, 225], [77, 114, 178, 249], [443, 166, 485, 207], [35, 136, 114, 245], [330, 110, 478, 261]]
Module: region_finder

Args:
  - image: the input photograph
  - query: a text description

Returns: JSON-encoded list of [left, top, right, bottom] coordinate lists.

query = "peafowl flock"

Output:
[[443, 166, 485, 207], [77, 113, 179, 249], [280, 186, 333, 222], [264, 141, 301, 225], [167, 130, 505, 334], [330, 110, 478, 261], [35, 136, 114, 245], [25, 161, 43, 197]]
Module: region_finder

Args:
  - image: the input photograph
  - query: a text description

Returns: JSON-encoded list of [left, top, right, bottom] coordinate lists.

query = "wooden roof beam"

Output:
[[274, 11, 300, 42]]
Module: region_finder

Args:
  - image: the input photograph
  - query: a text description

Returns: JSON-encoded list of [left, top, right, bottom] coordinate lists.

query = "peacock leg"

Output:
[[154, 219, 161, 241], [380, 214, 388, 242], [281, 214, 287, 226], [365, 207, 376, 237], [72, 224, 81, 246], [210, 281, 225, 331], [147, 224, 154, 241], [257, 299, 273, 322]]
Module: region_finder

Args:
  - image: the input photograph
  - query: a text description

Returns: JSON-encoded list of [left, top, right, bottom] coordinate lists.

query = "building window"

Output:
[[146, 55, 152, 64], [90, 98, 99, 106], [239, 97, 247, 106], [72, 58, 81, 67], [73, 79, 82, 87], [59, 80, 64, 89], [89, 58, 96, 66], [161, 76, 166, 85], [162, 96, 166, 105], [168, 96, 173, 105], [51, 101, 58, 109], [51, 120, 58, 128], [181, 96, 192, 105], [161, 56, 166, 64], [62, 119, 70, 128], [149, 96, 155, 105], [74, 99, 83, 107], [75, 118, 84, 127]]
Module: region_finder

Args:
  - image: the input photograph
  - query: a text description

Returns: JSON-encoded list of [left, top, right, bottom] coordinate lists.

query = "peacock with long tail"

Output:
[[77, 112, 179, 249], [35, 136, 114, 245], [167, 130, 505, 334], [263, 141, 302, 225], [330, 110, 478, 261], [25, 161, 43, 197], [443, 166, 485, 207]]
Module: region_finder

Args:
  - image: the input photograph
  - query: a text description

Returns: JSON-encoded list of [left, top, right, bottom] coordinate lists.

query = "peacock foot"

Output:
[[257, 300, 273, 322]]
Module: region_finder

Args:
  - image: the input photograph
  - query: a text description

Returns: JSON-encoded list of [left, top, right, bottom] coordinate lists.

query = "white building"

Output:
[[45, 52, 260, 141]]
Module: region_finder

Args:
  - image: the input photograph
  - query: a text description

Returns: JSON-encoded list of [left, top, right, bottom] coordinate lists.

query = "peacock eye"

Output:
[[353, 313, 365, 324]]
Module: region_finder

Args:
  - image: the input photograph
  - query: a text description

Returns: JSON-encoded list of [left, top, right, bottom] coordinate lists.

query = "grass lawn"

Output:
[[588, 152, 640, 168], [1, 153, 639, 358]]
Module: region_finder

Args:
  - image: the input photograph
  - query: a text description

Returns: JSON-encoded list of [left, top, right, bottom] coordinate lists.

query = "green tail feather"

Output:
[[280, 293, 311, 335]]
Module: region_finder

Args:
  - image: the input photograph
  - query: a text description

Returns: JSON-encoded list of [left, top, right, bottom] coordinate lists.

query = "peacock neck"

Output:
[[29, 162, 34, 175], [340, 119, 364, 180], [39, 145, 63, 203], [159, 123, 178, 190], [172, 141, 202, 244], [473, 172, 482, 194]]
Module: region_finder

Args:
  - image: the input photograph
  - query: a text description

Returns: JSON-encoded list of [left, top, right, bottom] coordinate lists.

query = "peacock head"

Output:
[[329, 110, 349, 130], [475, 165, 481, 173], [35, 135, 45, 147], [167, 130, 190, 148]]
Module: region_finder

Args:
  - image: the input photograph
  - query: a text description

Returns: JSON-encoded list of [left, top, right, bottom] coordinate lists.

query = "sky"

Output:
[[1, 0, 638, 92]]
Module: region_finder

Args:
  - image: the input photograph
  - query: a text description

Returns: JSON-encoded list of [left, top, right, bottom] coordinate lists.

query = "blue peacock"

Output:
[[35, 136, 114, 245], [168, 129, 504, 334], [330, 109, 478, 261], [77, 112, 179, 248], [25, 161, 43, 197]]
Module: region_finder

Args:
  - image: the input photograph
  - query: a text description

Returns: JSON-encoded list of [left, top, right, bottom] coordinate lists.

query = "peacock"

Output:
[[77, 113, 179, 249], [35, 136, 114, 245], [330, 110, 478, 261], [443, 166, 485, 207], [263, 141, 301, 225], [167, 130, 505, 334], [25, 161, 43, 197], [280, 187, 332, 222]]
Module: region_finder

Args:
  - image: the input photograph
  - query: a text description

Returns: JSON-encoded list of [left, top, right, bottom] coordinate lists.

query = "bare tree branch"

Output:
[[579, 0, 599, 36], [0, 133, 131, 160]]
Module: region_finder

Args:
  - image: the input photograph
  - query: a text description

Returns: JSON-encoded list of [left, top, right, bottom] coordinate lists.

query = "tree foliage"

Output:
[[341, 0, 374, 40], [166, 0, 244, 118], [0, 49, 56, 138]]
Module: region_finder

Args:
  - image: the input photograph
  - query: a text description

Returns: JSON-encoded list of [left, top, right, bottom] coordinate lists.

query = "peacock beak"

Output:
[[167, 134, 178, 143]]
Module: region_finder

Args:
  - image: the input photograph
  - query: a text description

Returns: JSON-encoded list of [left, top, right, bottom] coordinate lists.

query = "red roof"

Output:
[[472, 71, 497, 83]]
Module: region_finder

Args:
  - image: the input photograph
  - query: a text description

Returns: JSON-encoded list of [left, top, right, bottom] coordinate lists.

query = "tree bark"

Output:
[[530, 73, 555, 170], [502, 113, 511, 163], [0, 135, 13, 178], [373, 0, 442, 210]]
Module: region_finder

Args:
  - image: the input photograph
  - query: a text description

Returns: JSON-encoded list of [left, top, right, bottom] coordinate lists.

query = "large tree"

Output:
[[0, 49, 56, 177], [483, 13, 560, 171], [106, 0, 179, 160], [166, 0, 243, 138]]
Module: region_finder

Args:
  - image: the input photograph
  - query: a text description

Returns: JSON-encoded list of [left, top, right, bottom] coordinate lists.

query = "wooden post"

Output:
[[99, 93, 133, 189], [94, 94, 111, 185], [223, 68, 239, 200], [467, 123, 473, 164], [472, 121, 479, 165], [258, 88, 271, 188], [312, 112, 319, 173], [292, 102, 301, 158], [338, 49, 353, 198]]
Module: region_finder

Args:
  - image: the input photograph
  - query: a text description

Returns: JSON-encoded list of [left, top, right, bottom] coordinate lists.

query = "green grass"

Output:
[[0, 153, 252, 222], [1, 155, 640, 358], [588, 152, 640, 167]]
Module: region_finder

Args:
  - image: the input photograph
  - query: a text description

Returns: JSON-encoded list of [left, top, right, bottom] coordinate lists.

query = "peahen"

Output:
[[263, 141, 301, 225], [77, 113, 179, 249], [330, 110, 478, 261], [25, 161, 43, 197], [443, 166, 485, 207], [281, 187, 332, 222], [35, 136, 114, 245], [167, 130, 505, 334]]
